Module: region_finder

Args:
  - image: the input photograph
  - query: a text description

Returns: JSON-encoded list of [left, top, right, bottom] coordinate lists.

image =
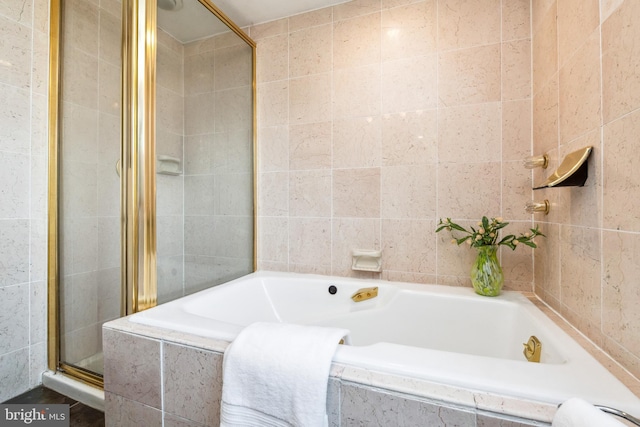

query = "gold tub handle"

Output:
[[351, 287, 378, 302]]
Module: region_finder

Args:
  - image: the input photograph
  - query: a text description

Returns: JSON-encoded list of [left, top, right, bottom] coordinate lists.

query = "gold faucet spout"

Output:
[[523, 335, 541, 363], [351, 286, 378, 302]]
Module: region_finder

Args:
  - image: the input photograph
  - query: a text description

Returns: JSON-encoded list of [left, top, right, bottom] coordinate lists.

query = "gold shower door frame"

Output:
[[122, 0, 159, 315], [47, 0, 257, 388]]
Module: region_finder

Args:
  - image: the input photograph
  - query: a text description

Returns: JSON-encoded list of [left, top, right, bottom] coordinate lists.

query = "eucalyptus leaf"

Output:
[[435, 216, 545, 251], [449, 223, 467, 232]]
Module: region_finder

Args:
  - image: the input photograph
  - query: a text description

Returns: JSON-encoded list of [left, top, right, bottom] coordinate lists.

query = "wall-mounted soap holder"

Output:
[[351, 250, 382, 272], [533, 146, 592, 190], [157, 155, 182, 175]]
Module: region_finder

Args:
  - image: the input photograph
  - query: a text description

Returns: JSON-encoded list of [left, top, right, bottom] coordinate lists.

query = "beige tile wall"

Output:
[[181, 31, 254, 297], [252, 0, 535, 290], [533, 0, 640, 379], [156, 28, 185, 304], [157, 27, 255, 303], [0, 0, 49, 402], [2, 0, 637, 404]]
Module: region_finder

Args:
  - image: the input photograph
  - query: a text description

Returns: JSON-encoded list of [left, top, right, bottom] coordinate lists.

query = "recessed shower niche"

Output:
[[48, 0, 255, 386]]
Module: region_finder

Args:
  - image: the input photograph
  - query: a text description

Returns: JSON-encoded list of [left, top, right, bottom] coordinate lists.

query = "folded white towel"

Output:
[[553, 398, 626, 427], [220, 322, 350, 427]]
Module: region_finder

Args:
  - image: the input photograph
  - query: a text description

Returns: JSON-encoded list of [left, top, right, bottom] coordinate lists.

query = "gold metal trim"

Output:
[[197, 0, 256, 48], [251, 24, 257, 271], [123, 0, 158, 314], [58, 364, 104, 389], [142, 0, 158, 311], [121, 0, 132, 317], [193, 2, 257, 272], [47, 0, 62, 372]]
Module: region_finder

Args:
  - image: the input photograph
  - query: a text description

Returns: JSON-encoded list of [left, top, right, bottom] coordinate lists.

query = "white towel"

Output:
[[220, 322, 350, 427], [553, 398, 626, 427]]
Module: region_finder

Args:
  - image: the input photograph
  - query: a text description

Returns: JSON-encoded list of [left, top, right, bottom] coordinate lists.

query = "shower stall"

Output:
[[47, 0, 255, 387]]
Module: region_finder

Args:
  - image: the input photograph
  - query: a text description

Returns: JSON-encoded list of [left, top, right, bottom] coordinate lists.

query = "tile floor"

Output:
[[3, 386, 105, 426]]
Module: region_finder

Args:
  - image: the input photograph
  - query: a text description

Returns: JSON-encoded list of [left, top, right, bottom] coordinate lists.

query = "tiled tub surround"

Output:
[[102, 273, 640, 425], [103, 318, 555, 426]]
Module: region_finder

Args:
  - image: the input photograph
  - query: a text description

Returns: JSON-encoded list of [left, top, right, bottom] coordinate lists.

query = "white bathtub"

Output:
[[130, 271, 640, 416]]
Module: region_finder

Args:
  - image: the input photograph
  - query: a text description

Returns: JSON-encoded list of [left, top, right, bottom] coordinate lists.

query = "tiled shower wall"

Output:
[[156, 28, 254, 304], [533, 0, 640, 380], [156, 28, 186, 304], [181, 31, 254, 296], [252, 0, 535, 290], [0, 0, 49, 401]]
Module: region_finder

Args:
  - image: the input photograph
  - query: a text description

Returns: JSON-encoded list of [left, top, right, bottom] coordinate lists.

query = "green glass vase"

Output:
[[470, 245, 504, 297]]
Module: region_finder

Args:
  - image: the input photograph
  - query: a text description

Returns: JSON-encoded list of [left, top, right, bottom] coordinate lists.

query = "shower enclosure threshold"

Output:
[[42, 371, 104, 411], [75, 352, 104, 375]]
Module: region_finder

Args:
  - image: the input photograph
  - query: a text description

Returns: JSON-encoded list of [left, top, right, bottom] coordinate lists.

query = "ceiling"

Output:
[[215, 0, 351, 27], [158, 0, 352, 43]]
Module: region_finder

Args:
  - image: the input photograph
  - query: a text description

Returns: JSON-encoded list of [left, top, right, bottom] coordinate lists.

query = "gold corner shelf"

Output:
[[533, 146, 593, 190]]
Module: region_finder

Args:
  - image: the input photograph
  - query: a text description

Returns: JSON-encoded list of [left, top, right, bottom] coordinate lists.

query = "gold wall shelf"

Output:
[[533, 146, 593, 190]]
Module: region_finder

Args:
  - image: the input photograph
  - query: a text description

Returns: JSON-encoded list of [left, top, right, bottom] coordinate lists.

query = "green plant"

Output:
[[436, 216, 545, 250]]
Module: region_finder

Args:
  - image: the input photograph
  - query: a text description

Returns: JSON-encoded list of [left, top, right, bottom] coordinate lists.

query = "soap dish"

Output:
[[157, 155, 182, 176], [533, 146, 592, 190], [351, 249, 382, 272]]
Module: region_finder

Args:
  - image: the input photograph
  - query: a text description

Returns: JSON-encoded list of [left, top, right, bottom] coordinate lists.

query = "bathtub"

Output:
[[129, 271, 640, 417]]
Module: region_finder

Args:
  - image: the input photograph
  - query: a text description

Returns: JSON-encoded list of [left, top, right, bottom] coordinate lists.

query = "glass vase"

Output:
[[470, 245, 504, 297]]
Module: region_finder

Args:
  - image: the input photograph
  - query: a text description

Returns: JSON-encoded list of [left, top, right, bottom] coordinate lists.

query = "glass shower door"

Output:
[[50, 0, 255, 384], [56, 0, 123, 378]]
